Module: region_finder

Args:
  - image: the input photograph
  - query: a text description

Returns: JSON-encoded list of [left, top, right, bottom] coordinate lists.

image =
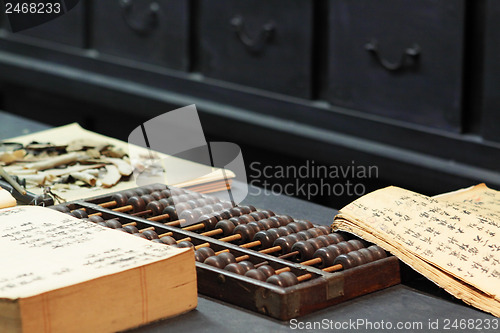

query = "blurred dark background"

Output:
[[0, 0, 499, 209]]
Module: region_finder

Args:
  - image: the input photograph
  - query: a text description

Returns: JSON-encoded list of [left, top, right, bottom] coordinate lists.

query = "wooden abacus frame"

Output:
[[60, 188, 400, 320]]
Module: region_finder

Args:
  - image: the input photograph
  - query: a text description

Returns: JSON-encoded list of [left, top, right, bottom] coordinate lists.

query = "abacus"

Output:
[[49, 184, 400, 320]]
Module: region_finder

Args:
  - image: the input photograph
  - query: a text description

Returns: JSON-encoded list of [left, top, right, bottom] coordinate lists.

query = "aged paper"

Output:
[[0, 206, 186, 299], [334, 185, 500, 317], [4, 123, 234, 201]]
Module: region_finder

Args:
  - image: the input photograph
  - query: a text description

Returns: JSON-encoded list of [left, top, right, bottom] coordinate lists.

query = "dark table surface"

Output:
[[1, 111, 496, 332]]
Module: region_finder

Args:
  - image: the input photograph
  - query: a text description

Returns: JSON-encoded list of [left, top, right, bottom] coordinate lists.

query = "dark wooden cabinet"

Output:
[[480, 0, 500, 142], [198, 0, 313, 98], [0, 1, 499, 197], [324, 0, 465, 131], [92, 0, 190, 71], [17, 0, 85, 47]]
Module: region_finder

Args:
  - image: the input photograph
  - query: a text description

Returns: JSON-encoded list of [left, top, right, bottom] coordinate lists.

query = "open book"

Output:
[[333, 184, 500, 317], [0, 206, 197, 333]]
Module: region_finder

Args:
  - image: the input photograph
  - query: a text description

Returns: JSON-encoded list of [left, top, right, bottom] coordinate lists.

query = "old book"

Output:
[[0, 187, 16, 208], [0, 206, 197, 333], [333, 184, 500, 317]]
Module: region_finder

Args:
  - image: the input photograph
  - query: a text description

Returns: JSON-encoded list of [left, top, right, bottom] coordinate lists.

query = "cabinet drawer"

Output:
[[324, 0, 465, 131], [16, 1, 85, 47], [92, 0, 189, 71], [198, 0, 313, 98]]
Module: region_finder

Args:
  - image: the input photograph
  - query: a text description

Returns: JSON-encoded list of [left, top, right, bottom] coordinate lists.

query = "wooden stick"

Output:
[[0, 165, 26, 195]]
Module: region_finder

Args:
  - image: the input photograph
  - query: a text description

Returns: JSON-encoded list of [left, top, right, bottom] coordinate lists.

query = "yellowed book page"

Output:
[[4, 123, 234, 200], [0, 206, 189, 299], [336, 186, 500, 301], [435, 183, 500, 217], [333, 218, 500, 317]]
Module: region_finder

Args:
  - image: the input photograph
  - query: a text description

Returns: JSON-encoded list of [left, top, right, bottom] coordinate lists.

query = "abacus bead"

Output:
[[194, 250, 207, 262], [151, 239, 164, 244], [334, 253, 358, 269], [253, 231, 275, 249], [151, 192, 163, 201], [246, 205, 257, 212], [122, 190, 136, 199], [123, 225, 139, 234], [277, 226, 293, 237], [161, 189, 172, 198], [292, 241, 316, 261], [266, 228, 283, 241], [350, 251, 368, 266], [327, 233, 345, 244], [358, 248, 375, 262], [229, 207, 243, 217], [158, 198, 171, 207], [260, 209, 275, 218], [246, 222, 261, 233], [195, 198, 208, 207], [257, 265, 275, 279], [141, 194, 155, 205], [266, 218, 281, 229], [177, 194, 190, 203], [72, 209, 88, 219], [287, 222, 306, 233], [305, 228, 322, 239], [152, 184, 167, 192], [234, 224, 257, 243], [111, 193, 128, 207], [50, 205, 70, 213], [245, 269, 267, 281], [197, 247, 215, 260], [146, 201, 164, 215], [97, 222, 108, 228], [229, 217, 244, 226], [274, 234, 298, 254], [199, 215, 219, 229], [317, 225, 331, 234], [268, 216, 281, 227], [314, 247, 339, 268], [160, 236, 178, 245], [348, 239, 365, 251], [296, 230, 313, 241], [239, 260, 255, 272], [218, 252, 237, 266], [105, 219, 122, 229], [308, 238, 326, 252], [88, 215, 104, 223], [298, 220, 314, 229], [142, 185, 156, 193], [367, 245, 387, 260], [216, 220, 235, 236], [134, 188, 148, 196], [266, 272, 299, 287], [337, 241, 355, 254], [177, 241, 195, 249], [204, 256, 226, 269], [179, 209, 198, 225], [174, 202, 191, 213], [238, 206, 252, 215], [256, 219, 273, 230], [225, 263, 247, 275], [142, 230, 159, 240], [280, 215, 294, 224], [219, 210, 232, 220], [249, 212, 266, 221], [133, 233, 148, 239], [221, 201, 233, 209], [239, 215, 255, 224], [163, 206, 178, 221], [200, 205, 214, 214], [316, 235, 333, 247], [127, 196, 146, 212], [212, 202, 225, 212]]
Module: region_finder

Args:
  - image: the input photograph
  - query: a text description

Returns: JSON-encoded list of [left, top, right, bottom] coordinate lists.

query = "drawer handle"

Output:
[[365, 40, 420, 71], [230, 16, 275, 53], [119, 0, 159, 35]]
